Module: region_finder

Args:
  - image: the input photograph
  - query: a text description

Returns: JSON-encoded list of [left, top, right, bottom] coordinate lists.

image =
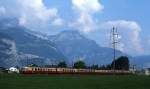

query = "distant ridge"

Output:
[[0, 18, 67, 67], [49, 30, 126, 65]]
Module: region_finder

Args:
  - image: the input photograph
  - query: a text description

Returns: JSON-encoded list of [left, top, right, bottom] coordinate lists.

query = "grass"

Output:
[[0, 74, 150, 89]]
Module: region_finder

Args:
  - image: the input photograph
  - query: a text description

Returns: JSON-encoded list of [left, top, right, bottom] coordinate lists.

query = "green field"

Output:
[[0, 74, 150, 89]]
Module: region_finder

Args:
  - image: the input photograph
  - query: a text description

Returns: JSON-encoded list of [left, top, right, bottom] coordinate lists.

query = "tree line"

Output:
[[29, 56, 129, 70]]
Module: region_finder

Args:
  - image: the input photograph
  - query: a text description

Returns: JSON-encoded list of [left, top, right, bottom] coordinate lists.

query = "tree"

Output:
[[111, 56, 129, 70], [98, 65, 112, 70], [0, 67, 7, 73], [28, 63, 38, 67], [57, 61, 67, 68], [90, 64, 99, 69], [106, 64, 112, 70], [99, 65, 106, 70], [73, 60, 86, 69]]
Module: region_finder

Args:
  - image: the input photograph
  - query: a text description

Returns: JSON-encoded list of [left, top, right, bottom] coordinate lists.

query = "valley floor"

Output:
[[0, 74, 150, 89]]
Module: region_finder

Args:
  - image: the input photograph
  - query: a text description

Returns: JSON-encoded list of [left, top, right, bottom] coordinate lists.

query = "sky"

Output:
[[0, 0, 150, 56]]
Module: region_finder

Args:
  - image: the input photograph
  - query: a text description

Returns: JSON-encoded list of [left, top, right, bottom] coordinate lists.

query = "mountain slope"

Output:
[[0, 32, 47, 68], [0, 32, 17, 67], [131, 55, 150, 68], [0, 18, 67, 67], [49, 30, 126, 65]]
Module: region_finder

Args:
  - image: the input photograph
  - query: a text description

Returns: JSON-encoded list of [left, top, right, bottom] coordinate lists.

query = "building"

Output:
[[145, 68, 150, 76], [8, 67, 19, 73]]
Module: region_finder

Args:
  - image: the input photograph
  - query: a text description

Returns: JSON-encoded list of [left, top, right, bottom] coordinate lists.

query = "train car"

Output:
[[20, 67, 132, 75]]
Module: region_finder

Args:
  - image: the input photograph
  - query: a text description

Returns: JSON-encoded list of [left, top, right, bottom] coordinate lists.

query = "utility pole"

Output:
[[111, 26, 119, 72]]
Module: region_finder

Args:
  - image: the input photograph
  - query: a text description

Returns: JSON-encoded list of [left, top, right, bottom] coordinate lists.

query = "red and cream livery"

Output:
[[20, 67, 132, 75]]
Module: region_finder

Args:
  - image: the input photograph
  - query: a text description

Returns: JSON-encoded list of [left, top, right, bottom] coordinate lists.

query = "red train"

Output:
[[20, 67, 132, 75]]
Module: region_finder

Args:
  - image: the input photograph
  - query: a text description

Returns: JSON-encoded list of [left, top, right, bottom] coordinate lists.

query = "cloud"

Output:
[[99, 20, 144, 55], [0, 0, 146, 56], [72, 0, 103, 13], [19, 14, 27, 26], [0, 6, 6, 15], [70, 0, 143, 55], [71, 0, 103, 33], [51, 18, 64, 26], [0, 0, 63, 30]]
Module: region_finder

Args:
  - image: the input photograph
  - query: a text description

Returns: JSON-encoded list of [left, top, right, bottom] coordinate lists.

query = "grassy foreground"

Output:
[[0, 74, 150, 89]]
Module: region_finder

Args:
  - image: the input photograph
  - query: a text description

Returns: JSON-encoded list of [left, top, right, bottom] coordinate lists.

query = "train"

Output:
[[20, 67, 132, 75]]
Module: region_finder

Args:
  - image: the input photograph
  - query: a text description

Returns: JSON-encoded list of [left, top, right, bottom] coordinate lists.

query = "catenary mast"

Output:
[[111, 26, 119, 71]]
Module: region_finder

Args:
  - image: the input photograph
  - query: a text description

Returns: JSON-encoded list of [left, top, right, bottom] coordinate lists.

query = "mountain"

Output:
[[0, 32, 17, 67], [0, 32, 47, 68], [2, 18, 148, 68], [0, 18, 66, 67], [131, 55, 150, 68], [49, 30, 126, 65]]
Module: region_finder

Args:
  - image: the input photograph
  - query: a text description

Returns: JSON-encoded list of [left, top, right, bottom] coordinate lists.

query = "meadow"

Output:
[[0, 74, 150, 89]]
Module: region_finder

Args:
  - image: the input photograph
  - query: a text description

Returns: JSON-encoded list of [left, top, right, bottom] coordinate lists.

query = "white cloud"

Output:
[[99, 20, 144, 55], [0, 6, 6, 15], [70, 0, 144, 56], [72, 0, 103, 13], [51, 18, 64, 26], [71, 0, 103, 33], [0, 0, 146, 56], [0, 0, 63, 30], [19, 14, 27, 26], [18, 0, 58, 22]]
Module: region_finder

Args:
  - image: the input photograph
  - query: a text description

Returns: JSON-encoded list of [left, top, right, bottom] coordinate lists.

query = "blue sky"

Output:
[[44, 0, 148, 30], [44, 0, 150, 34], [0, 0, 150, 56], [43, 0, 150, 56], [101, 0, 150, 33]]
